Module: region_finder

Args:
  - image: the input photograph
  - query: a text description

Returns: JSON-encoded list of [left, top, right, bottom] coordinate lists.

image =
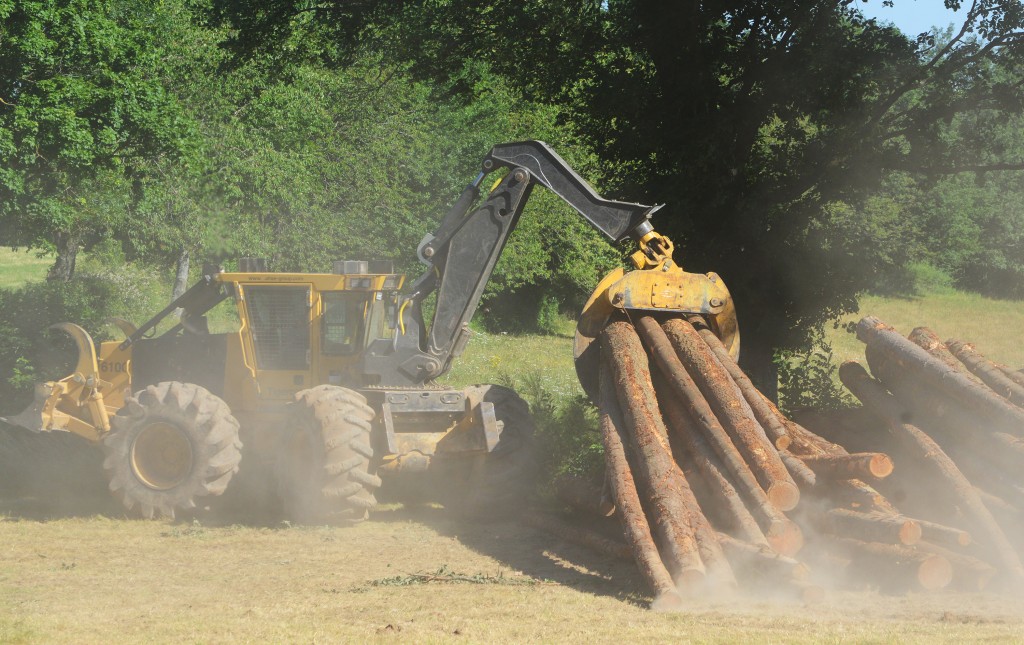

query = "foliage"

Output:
[[496, 369, 604, 484], [775, 330, 855, 416], [209, 0, 1024, 361], [0, 0, 196, 278]]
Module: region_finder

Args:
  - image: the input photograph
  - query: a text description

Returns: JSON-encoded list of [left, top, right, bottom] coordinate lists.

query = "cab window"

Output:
[[321, 292, 369, 355]]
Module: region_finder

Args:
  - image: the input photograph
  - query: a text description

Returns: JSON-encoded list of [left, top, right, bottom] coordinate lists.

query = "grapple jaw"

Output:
[[574, 262, 740, 403], [0, 323, 112, 441]]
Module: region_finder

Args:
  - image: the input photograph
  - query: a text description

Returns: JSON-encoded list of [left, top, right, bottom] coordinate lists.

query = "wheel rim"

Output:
[[130, 421, 193, 490]]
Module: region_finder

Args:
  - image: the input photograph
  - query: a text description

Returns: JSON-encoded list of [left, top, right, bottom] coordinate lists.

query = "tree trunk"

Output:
[[46, 231, 81, 282], [172, 248, 190, 303]]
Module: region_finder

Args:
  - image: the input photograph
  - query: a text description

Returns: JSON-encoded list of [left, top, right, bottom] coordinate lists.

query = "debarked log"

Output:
[[661, 317, 799, 511], [799, 452, 894, 481], [603, 322, 705, 589], [597, 358, 682, 609]]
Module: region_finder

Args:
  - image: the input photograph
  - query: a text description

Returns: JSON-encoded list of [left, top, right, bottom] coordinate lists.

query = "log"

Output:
[[661, 317, 799, 510], [716, 532, 810, 581], [914, 518, 971, 549], [779, 449, 817, 488], [838, 360, 1024, 584], [597, 358, 683, 609], [820, 479, 898, 514], [658, 384, 771, 550], [687, 315, 791, 450], [633, 316, 802, 555], [863, 348, 1024, 473], [856, 316, 1024, 435], [947, 339, 1024, 409], [907, 327, 983, 385], [915, 541, 997, 591], [833, 538, 953, 591], [819, 508, 921, 545], [603, 323, 705, 589], [778, 411, 900, 516], [791, 409, 877, 455], [670, 460, 737, 591], [799, 452, 894, 481], [998, 364, 1024, 389]]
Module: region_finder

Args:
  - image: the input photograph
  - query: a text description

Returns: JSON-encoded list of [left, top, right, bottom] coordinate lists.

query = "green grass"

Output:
[[441, 326, 577, 397], [0, 248, 52, 290], [826, 288, 1024, 370]]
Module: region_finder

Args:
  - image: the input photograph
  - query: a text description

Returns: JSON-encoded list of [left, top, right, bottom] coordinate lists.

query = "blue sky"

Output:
[[856, 0, 962, 36]]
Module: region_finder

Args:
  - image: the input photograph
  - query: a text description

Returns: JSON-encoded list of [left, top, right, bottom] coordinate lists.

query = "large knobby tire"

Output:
[[276, 385, 380, 524], [103, 382, 242, 519], [435, 384, 538, 517]]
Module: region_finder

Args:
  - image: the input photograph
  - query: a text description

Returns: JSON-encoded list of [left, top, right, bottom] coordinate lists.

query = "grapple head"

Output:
[[573, 237, 739, 403]]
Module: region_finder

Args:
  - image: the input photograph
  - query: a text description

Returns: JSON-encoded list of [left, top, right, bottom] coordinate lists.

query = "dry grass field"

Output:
[[2, 507, 1024, 644]]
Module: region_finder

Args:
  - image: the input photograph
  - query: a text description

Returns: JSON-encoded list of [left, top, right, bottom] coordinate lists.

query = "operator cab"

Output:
[[226, 260, 404, 401]]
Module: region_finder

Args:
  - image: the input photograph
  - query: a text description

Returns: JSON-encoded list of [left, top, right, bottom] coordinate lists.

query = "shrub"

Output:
[[496, 368, 605, 489], [774, 329, 854, 415]]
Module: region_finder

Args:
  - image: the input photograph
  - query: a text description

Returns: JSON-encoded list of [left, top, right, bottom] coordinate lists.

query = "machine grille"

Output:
[[244, 286, 310, 370]]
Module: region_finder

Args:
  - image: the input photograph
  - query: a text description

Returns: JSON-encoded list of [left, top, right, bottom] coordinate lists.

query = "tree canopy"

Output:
[[207, 0, 1024, 375], [3, 0, 1024, 371], [0, 0, 197, 279]]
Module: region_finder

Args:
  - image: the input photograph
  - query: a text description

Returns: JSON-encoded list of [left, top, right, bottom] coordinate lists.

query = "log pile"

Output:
[[796, 316, 1024, 593], [544, 314, 973, 609]]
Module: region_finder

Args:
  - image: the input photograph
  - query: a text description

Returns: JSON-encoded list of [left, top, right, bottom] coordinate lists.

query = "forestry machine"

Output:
[[4, 141, 739, 521]]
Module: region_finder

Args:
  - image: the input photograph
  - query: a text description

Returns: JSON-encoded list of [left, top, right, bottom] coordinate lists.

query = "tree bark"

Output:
[[46, 231, 81, 282], [172, 248, 191, 303]]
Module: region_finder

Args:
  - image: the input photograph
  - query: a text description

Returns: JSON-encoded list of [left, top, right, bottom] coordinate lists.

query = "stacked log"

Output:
[[804, 316, 1024, 592], [543, 313, 966, 609]]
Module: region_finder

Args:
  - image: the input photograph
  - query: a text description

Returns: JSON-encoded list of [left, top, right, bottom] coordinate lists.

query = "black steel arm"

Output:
[[364, 140, 662, 386], [119, 271, 227, 350]]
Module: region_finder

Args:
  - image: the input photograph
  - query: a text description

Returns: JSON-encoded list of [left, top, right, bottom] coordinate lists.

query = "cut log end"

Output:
[[898, 519, 922, 546], [869, 454, 894, 479], [767, 481, 801, 512], [918, 555, 954, 591], [765, 518, 805, 557]]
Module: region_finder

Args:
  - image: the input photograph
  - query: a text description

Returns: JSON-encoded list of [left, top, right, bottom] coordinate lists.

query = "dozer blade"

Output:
[[574, 265, 740, 402], [0, 383, 53, 432], [0, 323, 100, 434]]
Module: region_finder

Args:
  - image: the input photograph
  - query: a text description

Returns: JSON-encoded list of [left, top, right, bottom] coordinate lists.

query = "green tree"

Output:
[[208, 0, 1024, 377], [0, 0, 195, 280]]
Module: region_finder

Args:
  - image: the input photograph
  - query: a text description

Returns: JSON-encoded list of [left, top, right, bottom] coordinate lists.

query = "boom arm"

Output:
[[364, 140, 669, 387]]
